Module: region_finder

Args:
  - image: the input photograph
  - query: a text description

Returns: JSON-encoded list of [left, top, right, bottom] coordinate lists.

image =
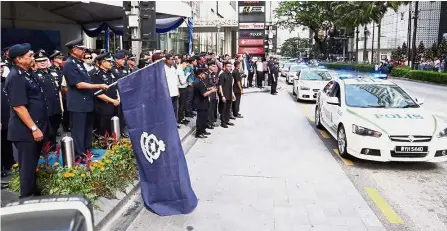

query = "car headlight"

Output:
[[437, 127, 447, 138], [352, 124, 382, 138], [300, 85, 310, 90]]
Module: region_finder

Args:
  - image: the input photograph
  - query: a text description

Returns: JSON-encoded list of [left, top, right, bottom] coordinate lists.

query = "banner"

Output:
[[239, 39, 264, 46], [117, 61, 198, 216], [239, 30, 264, 38], [239, 23, 265, 30], [238, 47, 264, 54], [238, 6, 265, 13]]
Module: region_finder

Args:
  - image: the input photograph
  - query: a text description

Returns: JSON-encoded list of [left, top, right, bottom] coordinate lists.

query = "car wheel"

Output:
[[337, 125, 349, 158], [315, 106, 323, 129]]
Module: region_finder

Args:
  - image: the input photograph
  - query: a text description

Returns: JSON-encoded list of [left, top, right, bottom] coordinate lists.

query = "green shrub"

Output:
[[406, 71, 447, 84], [390, 66, 411, 77], [326, 63, 375, 72]]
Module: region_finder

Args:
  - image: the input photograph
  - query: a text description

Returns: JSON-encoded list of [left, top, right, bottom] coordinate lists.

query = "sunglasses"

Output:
[[84, 57, 92, 59]]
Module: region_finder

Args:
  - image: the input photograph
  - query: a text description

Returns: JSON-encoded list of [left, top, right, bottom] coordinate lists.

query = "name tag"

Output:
[[51, 72, 58, 77]]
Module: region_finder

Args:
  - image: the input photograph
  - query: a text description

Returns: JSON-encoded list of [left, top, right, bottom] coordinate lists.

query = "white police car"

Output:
[[285, 64, 308, 84], [293, 69, 332, 101], [315, 77, 447, 162]]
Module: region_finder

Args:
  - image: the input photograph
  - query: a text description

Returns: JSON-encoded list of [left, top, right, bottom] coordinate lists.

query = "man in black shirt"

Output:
[[193, 69, 217, 138], [218, 61, 236, 128], [205, 61, 218, 128], [232, 61, 243, 118]]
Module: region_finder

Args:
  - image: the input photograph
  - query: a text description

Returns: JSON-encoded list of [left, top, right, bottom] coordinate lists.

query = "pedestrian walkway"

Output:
[[126, 83, 386, 231]]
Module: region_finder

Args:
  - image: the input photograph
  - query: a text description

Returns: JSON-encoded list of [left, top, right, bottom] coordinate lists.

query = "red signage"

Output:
[[238, 47, 265, 54], [238, 39, 264, 46]]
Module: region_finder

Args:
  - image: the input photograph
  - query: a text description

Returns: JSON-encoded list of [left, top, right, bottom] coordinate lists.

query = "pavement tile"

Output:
[[361, 216, 383, 227], [327, 217, 347, 226], [344, 217, 366, 227], [366, 226, 387, 231], [330, 226, 350, 231]]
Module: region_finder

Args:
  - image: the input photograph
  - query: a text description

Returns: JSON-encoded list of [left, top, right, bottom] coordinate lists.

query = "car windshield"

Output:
[[345, 84, 419, 108], [279, 62, 285, 68], [284, 63, 292, 69], [300, 71, 332, 80], [290, 65, 307, 72]]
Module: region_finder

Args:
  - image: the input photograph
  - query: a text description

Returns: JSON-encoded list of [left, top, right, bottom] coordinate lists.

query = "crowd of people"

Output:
[[0, 38, 280, 197]]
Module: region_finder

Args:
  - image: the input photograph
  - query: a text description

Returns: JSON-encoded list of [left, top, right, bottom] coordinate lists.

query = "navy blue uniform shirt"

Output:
[[112, 66, 129, 80], [5, 66, 49, 141], [33, 69, 62, 116], [193, 80, 208, 110], [48, 64, 64, 86], [1, 77, 10, 130], [91, 68, 119, 116], [62, 55, 94, 112]]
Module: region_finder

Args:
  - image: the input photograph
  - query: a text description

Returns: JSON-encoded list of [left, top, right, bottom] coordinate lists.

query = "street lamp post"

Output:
[[371, 22, 375, 64], [216, 23, 221, 55]]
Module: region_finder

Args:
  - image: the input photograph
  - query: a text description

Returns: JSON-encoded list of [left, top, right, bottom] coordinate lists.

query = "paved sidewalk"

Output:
[[127, 83, 385, 231]]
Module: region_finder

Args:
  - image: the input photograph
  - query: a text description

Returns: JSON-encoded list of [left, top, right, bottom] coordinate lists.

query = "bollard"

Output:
[[111, 116, 121, 139], [61, 136, 75, 167]]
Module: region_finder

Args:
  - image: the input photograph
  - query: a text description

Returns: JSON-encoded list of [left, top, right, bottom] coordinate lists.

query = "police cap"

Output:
[[95, 52, 114, 62], [65, 38, 86, 49], [49, 50, 65, 60], [34, 49, 49, 62], [128, 54, 137, 60], [8, 43, 32, 59], [114, 52, 126, 60]]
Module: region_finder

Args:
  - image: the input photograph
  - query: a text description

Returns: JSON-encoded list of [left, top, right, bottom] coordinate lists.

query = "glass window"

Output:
[[290, 65, 307, 72], [300, 71, 332, 80], [345, 84, 419, 108]]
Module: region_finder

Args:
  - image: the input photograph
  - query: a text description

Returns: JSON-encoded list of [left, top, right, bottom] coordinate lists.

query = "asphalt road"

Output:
[[283, 76, 447, 231]]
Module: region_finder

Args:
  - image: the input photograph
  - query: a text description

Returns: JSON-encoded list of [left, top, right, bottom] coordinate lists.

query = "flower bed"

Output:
[[324, 63, 375, 72], [8, 136, 138, 206]]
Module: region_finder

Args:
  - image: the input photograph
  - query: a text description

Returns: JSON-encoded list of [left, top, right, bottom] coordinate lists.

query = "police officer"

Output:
[[112, 52, 129, 138], [62, 38, 108, 160], [232, 61, 243, 118], [218, 61, 236, 128], [49, 50, 68, 132], [269, 57, 279, 95], [1, 59, 15, 178], [33, 50, 63, 151], [205, 61, 219, 128], [128, 54, 139, 73], [184, 58, 197, 118], [193, 69, 217, 138], [48, 50, 65, 86], [6, 43, 49, 198], [91, 53, 120, 135]]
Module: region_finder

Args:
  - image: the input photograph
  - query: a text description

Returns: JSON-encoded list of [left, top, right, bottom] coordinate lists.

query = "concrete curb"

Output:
[[94, 123, 196, 229]]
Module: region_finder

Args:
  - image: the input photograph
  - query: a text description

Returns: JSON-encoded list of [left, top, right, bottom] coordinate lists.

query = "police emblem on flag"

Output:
[[140, 132, 166, 164]]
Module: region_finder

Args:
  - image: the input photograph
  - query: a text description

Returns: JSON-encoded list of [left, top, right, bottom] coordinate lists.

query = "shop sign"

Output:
[[239, 23, 265, 30], [239, 6, 265, 13], [238, 39, 264, 46], [239, 30, 264, 38], [238, 47, 264, 54]]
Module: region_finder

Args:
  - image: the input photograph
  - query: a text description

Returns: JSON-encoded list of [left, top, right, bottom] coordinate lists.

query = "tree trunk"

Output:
[[411, 2, 419, 69], [355, 27, 359, 62], [377, 19, 381, 62], [363, 25, 368, 63]]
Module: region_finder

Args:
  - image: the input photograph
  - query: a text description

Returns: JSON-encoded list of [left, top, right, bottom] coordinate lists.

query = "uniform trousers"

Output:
[[256, 71, 264, 88], [62, 99, 70, 131], [171, 96, 179, 121], [178, 88, 188, 122], [186, 86, 194, 117], [248, 72, 254, 87], [232, 93, 242, 116], [196, 109, 208, 135], [96, 114, 114, 136], [118, 106, 126, 134], [271, 72, 278, 94], [49, 114, 62, 151], [208, 99, 218, 124], [268, 73, 273, 86], [14, 140, 44, 198], [1, 129, 15, 171], [219, 100, 232, 125], [70, 111, 94, 157]]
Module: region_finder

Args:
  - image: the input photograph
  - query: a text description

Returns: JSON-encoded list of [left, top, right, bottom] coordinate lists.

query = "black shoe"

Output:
[[186, 114, 194, 118], [221, 124, 228, 128], [204, 131, 211, 135], [207, 125, 214, 129], [195, 134, 208, 138], [183, 119, 190, 123], [180, 120, 189, 125], [227, 122, 235, 126], [213, 123, 219, 127], [230, 116, 236, 120], [121, 133, 129, 138], [235, 114, 243, 118]]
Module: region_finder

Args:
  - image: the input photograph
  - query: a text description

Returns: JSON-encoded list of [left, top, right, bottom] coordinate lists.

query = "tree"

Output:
[[279, 37, 312, 57], [401, 42, 408, 60], [438, 39, 447, 57], [431, 42, 439, 58], [417, 41, 425, 61]]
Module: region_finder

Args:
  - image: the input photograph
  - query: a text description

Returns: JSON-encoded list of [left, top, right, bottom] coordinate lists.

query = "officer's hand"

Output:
[[99, 84, 109, 90], [211, 88, 217, 92], [112, 99, 120, 106], [33, 128, 44, 142], [232, 95, 236, 102], [222, 97, 226, 103]]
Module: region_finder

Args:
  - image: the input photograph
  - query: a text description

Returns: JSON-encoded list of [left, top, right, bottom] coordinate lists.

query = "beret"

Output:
[[118, 49, 130, 55], [114, 52, 126, 59], [95, 52, 114, 62], [9, 43, 32, 59], [34, 49, 49, 61], [65, 38, 86, 49]]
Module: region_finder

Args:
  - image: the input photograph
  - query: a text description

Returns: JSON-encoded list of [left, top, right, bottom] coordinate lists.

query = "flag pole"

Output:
[[94, 58, 165, 96]]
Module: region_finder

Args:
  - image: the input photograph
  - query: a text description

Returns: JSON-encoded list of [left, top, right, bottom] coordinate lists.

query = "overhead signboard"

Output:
[[239, 30, 264, 38], [239, 23, 265, 30], [238, 1, 265, 6], [238, 39, 264, 46], [239, 6, 265, 13], [238, 47, 264, 54]]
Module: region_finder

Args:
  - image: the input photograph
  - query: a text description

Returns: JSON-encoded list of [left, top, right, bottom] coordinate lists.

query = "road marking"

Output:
[[365, 187, 404, 224], [318, 130, 330, 138], [332, 149, 354, 166]]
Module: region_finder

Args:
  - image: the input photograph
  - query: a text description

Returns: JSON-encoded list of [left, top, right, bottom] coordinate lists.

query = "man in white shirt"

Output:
[[177, 58, 190, 125], [164, 54, 180, 127]]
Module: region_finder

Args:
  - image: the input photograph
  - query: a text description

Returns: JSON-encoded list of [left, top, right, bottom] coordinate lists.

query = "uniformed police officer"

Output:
[[62, 38, 108, 160], [91, 53, 120, 136], [5, 43, 49, 198], [33, 50, 63, 151], [1, 58, 15, 178], [205, 61, 219, 128], [112, 52, 129, 138], [269, 57, 279, 95], [128, 54, 139, 73], [49, 50, 68, 132], [193, 69, 217, 138]]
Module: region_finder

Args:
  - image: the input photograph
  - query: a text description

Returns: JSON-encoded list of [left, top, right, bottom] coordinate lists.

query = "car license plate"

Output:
[[395, 146, 428, 153]]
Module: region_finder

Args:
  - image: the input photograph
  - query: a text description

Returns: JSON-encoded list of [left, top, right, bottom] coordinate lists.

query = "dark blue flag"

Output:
[[117, 61, 198, 216]]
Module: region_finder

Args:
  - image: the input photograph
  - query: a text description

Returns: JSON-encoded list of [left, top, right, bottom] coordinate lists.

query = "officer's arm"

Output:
[[13, 106, 37, 130], [97, 94, 117, 104], [64, 63, 107, 90], [8, 76, 39, 131]]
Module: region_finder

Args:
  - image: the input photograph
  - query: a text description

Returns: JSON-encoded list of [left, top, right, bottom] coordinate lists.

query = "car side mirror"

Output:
[[415, 97, 424, 105], [2, 195, 94, 231], [327, 97, 340, 106]]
